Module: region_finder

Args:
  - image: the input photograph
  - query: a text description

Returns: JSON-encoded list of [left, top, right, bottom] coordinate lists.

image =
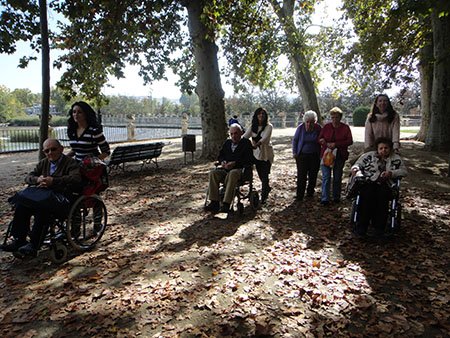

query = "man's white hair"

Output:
[[229, 123, 243, 131]]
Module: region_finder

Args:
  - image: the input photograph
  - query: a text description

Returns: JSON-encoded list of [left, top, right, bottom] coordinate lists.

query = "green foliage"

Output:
[[8, 116, 40, 126], [0, 0, 40, 55], [51, 0, 185, 101], [337, 0, 433, 88], [7, 115, 67, 127], [50, 116, 68, 126], [353, 106, 370, 127]]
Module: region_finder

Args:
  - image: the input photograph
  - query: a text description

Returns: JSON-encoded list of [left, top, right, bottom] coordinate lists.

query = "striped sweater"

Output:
[[68, 126, 110, 162]]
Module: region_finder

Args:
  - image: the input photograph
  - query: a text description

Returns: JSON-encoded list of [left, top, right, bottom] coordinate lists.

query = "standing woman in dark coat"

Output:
[[292, 110, 322, 201], [67, 101, 110, 162]]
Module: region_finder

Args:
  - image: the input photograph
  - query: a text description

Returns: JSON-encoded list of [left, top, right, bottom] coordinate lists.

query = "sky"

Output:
[[0, 2, 340, 101]]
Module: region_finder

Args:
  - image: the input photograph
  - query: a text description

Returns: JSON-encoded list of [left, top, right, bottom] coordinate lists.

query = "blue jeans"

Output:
[[321, 158, 345, 202]]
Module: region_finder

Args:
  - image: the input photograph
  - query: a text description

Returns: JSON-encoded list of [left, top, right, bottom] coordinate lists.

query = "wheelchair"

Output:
[[2, 160, 108, 263], [348, 177, 402, 234], [1, 193, 107, 263], [204, 164, 260, 214]]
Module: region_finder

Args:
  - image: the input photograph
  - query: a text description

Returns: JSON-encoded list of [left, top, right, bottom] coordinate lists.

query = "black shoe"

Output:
[[320, 200, 330, 206], [333, 199, 341, 204], [220, 202, 231, 213], [15, 243, 37, 258], [306, 192, 314, 197], [205, 201, 220, 213], [0, 239, 27, 252]]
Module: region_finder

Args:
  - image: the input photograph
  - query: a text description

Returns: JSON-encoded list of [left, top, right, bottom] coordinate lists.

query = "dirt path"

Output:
[[0, 128, 448, 337]]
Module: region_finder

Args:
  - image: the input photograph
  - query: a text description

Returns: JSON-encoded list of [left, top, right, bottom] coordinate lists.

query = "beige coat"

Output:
[[243, 123, 274, 163], [364, 112, 400, 151]]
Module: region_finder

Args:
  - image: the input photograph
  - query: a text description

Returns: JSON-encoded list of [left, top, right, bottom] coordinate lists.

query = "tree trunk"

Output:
[[426, 1, 450, 152], [184, 0, 227, 160], [417, 37, 433, 142], [38, 0, 50, 160], [271, 0, 321, 120]]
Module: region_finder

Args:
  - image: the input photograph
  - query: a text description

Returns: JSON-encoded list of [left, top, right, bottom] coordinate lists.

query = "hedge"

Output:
[[353, 106, 370, 127]]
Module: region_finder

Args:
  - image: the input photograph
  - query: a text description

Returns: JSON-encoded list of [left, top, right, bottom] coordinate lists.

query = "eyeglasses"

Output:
[[43, 147, 58, 154]]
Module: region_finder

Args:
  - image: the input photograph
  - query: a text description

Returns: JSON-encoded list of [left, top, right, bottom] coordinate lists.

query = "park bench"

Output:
[[107, 142, 166, 172]]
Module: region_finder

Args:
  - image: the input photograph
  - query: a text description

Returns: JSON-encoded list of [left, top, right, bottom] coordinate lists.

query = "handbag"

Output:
[[321, 148, 337, 167], [80, 156, 109, 195], [9, 186, 70, 211]]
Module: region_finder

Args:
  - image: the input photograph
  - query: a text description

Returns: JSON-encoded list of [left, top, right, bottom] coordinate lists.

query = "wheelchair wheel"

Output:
[[50, 241, 68, 264], [250, 191, 260, 210], [390, 203, 402, 232], [2, 221, 13, 246], [350, 199, 357, 226], [204, 188, 209, 208], [66, 195, 107, 251]]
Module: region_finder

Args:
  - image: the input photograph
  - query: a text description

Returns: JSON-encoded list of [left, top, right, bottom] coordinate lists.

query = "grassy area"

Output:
[[401, 126, 420, 133]]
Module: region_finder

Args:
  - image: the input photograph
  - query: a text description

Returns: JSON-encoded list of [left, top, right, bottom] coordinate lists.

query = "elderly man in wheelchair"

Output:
[[204, 123, 255, 214], [349, 137, 407, 239], [1, 139, 82, 258]]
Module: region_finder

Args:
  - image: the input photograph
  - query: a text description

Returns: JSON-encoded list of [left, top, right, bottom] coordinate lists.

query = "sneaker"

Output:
[[15, 243, 38, 258], [204, 201, 220, 213], [0, 239, 27, 252]]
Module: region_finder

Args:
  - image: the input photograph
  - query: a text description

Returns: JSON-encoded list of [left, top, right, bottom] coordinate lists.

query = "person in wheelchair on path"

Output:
[[350, 137, 407, 238], [205, 124, 254, 214], [0, 139, 82, 258]]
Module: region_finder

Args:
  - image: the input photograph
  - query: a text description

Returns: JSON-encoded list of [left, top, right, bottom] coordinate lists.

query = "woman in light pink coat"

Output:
[[364, 94, 400, 152]]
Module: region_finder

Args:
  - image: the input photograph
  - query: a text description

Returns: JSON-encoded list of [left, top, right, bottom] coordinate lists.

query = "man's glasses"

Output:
[[43, 147, 58, 154]]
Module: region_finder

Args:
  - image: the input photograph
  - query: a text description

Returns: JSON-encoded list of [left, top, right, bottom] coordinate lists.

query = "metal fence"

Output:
[[0, 125, 202, 154]]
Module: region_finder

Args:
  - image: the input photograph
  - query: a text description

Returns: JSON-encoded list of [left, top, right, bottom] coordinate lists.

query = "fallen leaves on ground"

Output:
[[0, 139, 449, 337]]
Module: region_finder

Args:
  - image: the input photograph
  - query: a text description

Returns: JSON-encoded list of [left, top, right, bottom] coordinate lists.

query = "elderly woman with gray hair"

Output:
[[292, 110, 322, 201]]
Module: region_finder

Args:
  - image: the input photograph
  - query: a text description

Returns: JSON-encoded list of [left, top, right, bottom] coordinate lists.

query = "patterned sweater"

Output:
[[68, 126, 110, 162]]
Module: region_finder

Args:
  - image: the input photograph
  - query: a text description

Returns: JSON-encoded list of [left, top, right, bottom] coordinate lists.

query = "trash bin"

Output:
[[182, 134, 196, 152], [182, 134, 196, 164]]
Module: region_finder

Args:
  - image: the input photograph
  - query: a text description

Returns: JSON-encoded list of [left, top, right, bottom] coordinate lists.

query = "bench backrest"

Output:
[[109, 142, 164, 164]]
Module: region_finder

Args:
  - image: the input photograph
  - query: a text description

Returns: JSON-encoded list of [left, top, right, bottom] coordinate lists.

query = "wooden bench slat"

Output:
[[107, 142, 165, 171]]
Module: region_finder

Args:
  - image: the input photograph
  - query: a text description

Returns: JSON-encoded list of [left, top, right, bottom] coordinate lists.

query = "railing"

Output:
[[0, 125, 202, 153]]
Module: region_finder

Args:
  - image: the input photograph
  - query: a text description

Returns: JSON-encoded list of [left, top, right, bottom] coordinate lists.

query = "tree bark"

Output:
[[38, 0, 50, 160], [270, 0, 321, 120], [184, 0, 227, 160], [417, 37, 433, 142], [426, 1, 450, 152]]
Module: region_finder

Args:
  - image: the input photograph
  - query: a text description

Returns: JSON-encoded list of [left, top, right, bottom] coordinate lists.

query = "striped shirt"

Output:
[[68, 126, 110, 162]]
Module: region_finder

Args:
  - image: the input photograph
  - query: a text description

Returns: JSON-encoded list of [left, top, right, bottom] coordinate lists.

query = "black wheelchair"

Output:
[[204, 165, 260, 214], [2, 159, 108, 263], [2, 192, 107, 263], [348, 176, 403, 234]]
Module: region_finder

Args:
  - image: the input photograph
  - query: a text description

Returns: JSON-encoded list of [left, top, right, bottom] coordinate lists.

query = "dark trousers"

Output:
[[255, 159, 272, 200], [11, 204, 52, 248], [296, 153, 320, 199], [356, 182, 392, 235]]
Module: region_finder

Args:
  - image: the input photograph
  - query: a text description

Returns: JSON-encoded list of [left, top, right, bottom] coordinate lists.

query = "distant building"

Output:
[[25, 104, 59, 115]]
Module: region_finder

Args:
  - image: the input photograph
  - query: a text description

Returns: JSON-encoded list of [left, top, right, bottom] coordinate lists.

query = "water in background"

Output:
[[0, 126, 202, 153]]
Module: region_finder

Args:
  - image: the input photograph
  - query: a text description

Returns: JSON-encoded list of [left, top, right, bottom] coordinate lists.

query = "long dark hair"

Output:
[[368, 94, 397, 123], [251, 107, 268, 133], [67, 101, 100, 137]]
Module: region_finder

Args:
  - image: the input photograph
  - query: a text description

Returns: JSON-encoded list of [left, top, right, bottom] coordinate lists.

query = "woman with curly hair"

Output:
[[67, 101, 110, 162]]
